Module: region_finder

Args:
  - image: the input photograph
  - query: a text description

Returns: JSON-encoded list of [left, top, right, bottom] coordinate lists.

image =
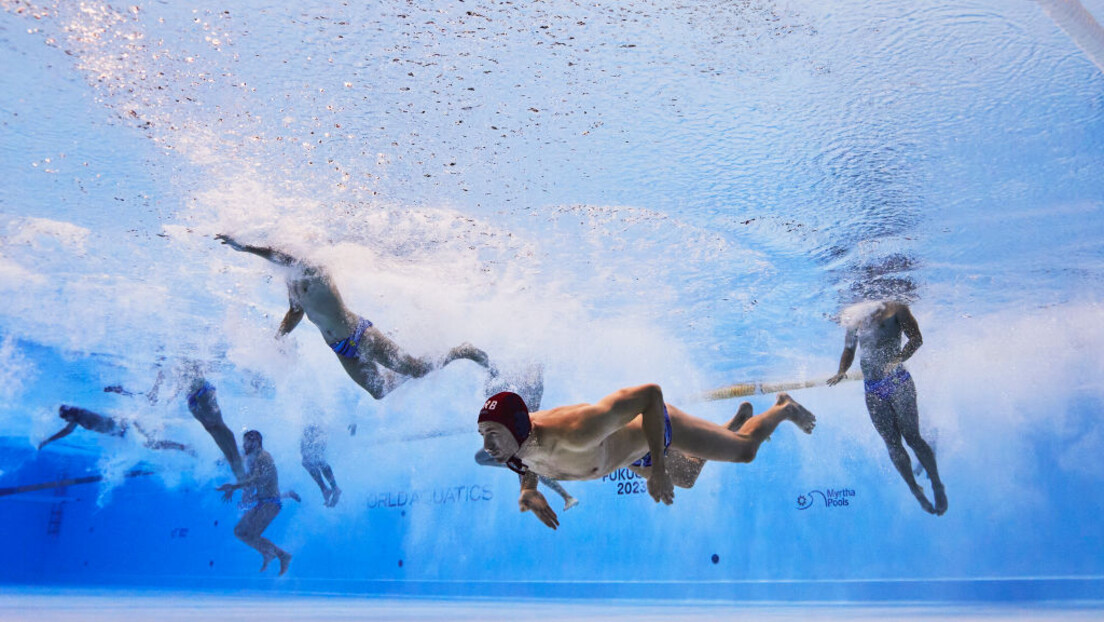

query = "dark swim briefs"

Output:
[[329, 317, 373, 359], [864, 367, 912, 401], [186, 381, 214, 410]]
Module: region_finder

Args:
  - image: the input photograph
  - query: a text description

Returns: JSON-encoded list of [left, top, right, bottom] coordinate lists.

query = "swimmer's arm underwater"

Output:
[[887, 306, 923, 372], [217, 463, 266, 502], [38, 422, 78, 450], [827, 328, 858, 386], [518, 471, 559, 530], [575, 385, 673, 505], [215, 234, 300, 267]]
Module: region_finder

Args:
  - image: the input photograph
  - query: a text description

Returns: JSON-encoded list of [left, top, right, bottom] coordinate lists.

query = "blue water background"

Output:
[[1, 0, 1103, 603]]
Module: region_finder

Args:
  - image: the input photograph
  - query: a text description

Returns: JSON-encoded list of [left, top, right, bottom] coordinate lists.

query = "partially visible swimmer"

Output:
[[828, 300, 947, 515], [108, 365, 246, 482], [216, 234, 493, 399], [476, 385, 815, 529], [184, 378, 247, 482], [475, 362, 578, 511], [38, 405, 193, 454], [301, 424, 341, 507], [217, 430, 293, 576]]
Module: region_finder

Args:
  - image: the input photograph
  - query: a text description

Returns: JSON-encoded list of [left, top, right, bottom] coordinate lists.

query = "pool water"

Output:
[[1, 0, 1103, 615]]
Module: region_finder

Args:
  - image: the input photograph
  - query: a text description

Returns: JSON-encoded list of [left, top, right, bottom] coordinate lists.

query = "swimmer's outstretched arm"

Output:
[[827, 328, 857, 386], [216, 234, 300, 267], [38, 422, 78, 450], [104, 370, 169, 405], [518, 471, 559, 530]]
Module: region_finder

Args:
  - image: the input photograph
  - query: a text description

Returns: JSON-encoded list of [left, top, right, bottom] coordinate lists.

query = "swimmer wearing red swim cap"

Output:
[[477, 384, 817, 530]]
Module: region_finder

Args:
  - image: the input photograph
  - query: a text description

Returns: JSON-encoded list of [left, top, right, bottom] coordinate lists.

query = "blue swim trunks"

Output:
[[864, 367, 912, 401], [186, 381, 214, 410], [632, 405, 672, 468], [329, 317, 373, 359]]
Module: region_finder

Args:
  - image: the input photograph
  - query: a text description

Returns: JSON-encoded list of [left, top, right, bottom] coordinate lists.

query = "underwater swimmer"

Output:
[[475, 362, 578, 511], [477, 386, 814, 530], [827, 300, 947, 516], [300, 424, 341, 507], [108, 365, 247, 483], [216, 234, 493, 399], [217, 429, 293, 576], [184, 377, 248, 482], [39, 405, 193, 454]]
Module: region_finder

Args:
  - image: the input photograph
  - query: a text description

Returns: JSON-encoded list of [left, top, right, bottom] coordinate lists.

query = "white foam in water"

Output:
[[3, 0, 1104, 613]]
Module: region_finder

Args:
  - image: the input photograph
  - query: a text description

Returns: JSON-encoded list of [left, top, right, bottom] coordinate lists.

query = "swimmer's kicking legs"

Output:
[[216, 234, 492, 399]]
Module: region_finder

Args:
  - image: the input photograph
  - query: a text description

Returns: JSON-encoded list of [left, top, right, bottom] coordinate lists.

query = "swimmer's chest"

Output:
[[527, 439, 619, 481], [859, 313, 902, 348]]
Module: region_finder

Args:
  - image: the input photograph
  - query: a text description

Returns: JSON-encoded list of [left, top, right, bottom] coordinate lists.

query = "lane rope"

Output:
[[701, 371, 864, 402]]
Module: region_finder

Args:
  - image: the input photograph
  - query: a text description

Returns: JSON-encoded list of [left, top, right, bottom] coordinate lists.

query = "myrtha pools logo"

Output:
[[796, 488, 856, 510]]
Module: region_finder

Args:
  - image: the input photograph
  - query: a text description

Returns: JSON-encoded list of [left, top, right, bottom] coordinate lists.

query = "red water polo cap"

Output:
[[477, 391, 531, 445]]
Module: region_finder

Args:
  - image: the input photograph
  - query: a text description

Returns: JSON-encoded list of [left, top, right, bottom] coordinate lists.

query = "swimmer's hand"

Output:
[[826, 373, 846, 386], [647, 468, 675, 505], [215, 234, 245, 252], [519, 489, 559, 530], [217, 483, 237, 503], [104, 385, 135, 396]]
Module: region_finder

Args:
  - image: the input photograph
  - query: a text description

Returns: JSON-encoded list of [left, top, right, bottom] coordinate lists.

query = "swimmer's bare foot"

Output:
[[777, 393, 816, 434], [326, 486, 342, 507], [563, 496, 579, 511], [726, 402, 754, 431], [277, 551, 292, 576], [260, 553, 275, 572], [933, 483, 948, 516], [446, 343, 491, 368], [912, 486, 936, 514]]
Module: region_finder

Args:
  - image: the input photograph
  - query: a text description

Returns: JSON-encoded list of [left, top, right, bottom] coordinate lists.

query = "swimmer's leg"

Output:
[[144, 439, 195, 454], [344, 327, 491, 398], [441, 343, 491, 369], [204, 423, 246, 482], [666, 402, 757, 487], [729, 401, 755, 433], [234, 503, 287, 569], [892, 382, 946, 515], [669, 394, 815, 464], [865, 391, 936, 515], [321, 464, 338, 489], [321, 464, 340, 507], [303, 462, 332, 503], [132, 423, 194, 454]]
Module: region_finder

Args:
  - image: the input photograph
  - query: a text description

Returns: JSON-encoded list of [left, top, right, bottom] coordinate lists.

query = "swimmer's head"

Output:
[[58, 405, 77, 421], [477, 392, 530, 462], [243, 429, 263, 454]]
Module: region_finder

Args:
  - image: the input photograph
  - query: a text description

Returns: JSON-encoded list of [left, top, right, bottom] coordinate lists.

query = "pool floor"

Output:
[[1, 590, 1101, 621]]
